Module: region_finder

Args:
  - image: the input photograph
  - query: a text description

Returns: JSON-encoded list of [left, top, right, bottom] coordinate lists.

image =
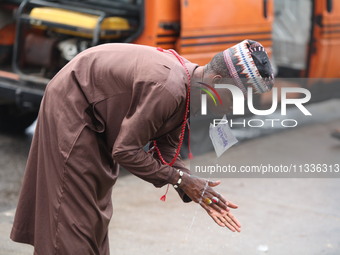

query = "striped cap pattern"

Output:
[[223, 40, 274, 94]]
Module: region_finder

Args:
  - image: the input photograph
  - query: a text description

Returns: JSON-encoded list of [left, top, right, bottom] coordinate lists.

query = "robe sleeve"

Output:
[[112, 81, 183, 188]]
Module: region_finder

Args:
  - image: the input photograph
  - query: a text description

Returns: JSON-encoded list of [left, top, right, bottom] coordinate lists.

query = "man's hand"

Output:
[[201, 205, 241, 232], [179, 174, 241, 232]]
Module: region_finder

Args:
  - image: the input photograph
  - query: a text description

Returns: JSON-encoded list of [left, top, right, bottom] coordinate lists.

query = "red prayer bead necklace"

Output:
[[154, 47, 193, 201], [153, 47, 193, 166]]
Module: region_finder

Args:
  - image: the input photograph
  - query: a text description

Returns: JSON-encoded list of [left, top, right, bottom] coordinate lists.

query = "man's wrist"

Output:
[[169, 168, 190, 186], [173, 169, 184, 189]]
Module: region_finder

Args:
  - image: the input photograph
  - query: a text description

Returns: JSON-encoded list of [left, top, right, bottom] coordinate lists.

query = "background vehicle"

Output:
[[269, 0, 340, 105], [0, 0, 273, 132], [273, 0, 340, 79], [0, 0, 339, 132]]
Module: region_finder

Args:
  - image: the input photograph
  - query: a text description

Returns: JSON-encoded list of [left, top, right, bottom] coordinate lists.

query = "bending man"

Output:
[[11, 40, 274, 254]]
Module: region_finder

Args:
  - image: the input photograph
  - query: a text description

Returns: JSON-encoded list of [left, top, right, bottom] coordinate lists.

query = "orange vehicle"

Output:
[[273, 0, 340, 79], [134, 0, 273, 65], [0, 0, 339, 132], [307, 0, 340, 78], [0, 0, 274, 132]]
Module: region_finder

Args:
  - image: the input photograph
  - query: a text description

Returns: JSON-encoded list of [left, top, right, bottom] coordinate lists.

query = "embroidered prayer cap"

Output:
[[223, 39, 274, 94]]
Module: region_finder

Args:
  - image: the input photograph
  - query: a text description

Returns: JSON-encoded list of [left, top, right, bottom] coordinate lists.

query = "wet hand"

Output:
[[201, 203, 241, 232], [180, 174, 240, 230]]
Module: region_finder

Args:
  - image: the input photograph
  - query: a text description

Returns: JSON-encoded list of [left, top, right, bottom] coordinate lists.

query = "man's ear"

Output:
[[212, 75, 222, 85]]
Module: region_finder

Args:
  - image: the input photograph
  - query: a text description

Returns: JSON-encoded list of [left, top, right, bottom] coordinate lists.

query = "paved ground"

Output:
[[0, 106, 340, 254], [0, 133, 31, 211]]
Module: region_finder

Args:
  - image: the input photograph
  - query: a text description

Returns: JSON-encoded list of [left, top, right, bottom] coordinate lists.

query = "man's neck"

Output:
[[190, 66, 205, 116], [191, 66, 205, 83]]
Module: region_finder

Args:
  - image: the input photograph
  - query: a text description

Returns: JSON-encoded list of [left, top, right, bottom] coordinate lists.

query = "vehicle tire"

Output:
[[0, 104, 38, 133]]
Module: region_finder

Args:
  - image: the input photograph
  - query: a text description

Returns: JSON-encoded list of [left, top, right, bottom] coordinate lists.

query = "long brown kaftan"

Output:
[[10, 44, 196, 254]]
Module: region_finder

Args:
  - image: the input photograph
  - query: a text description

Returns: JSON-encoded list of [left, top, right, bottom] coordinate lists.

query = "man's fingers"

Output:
[[205, 191, 230, 212], [202, 205, 229, 228], [207, 180, 221, 187], [200, 202, 225, 227], [217, 213, 242, 232], [201, 197, 226, 213], [217, 216, 236, 232], [211, 192, 239, 209], [227, 213, 242, 228], [200, 200, 213, 213], [216, 193, 228, 204], [226, 201, 239, 209], [201, 202, 241, 231], [196, 179, 241, 232], [212, 215, 226, 227], [210, 203, 229, 214], [223, 213, 241, 232]]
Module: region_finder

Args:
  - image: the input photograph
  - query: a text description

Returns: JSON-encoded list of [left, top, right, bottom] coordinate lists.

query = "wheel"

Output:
[[0, 104, 38, 133]]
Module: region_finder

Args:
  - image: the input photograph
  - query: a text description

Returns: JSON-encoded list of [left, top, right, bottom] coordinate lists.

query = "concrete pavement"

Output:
[[1, 118, 340, 255]]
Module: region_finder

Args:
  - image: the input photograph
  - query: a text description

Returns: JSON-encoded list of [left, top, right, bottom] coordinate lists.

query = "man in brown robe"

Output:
[[11, 41, 273, 254]]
